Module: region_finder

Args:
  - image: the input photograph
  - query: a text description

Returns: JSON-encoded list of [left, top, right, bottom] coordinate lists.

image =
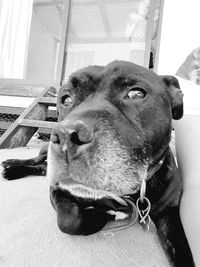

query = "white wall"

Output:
[[157, 0, 200, 75]]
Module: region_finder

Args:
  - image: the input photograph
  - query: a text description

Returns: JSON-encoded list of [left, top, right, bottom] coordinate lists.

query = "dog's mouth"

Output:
[[50, 182, 138, 235]]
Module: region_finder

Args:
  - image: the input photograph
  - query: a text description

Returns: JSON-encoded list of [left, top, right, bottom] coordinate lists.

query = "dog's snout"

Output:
[[50, 120, 93, 157]]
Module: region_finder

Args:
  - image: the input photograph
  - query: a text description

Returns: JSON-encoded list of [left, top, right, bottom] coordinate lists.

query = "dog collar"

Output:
[[147, 156, 165, 181]]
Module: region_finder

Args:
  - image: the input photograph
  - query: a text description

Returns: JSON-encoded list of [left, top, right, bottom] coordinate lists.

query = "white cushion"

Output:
[[0, 147, 169, 267]]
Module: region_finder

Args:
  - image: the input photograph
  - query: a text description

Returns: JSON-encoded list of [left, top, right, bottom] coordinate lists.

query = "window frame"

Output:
[[0, 0, 164, 97], [0, 0, 71, 96]]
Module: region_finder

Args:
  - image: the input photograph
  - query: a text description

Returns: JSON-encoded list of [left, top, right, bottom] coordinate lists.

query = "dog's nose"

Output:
[[50, 120, 93, 158]]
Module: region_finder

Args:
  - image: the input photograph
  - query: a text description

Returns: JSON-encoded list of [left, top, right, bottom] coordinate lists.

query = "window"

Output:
[[0, 0, 69, 84], [63, 0, 161, 82], [0, 0, 162, 86]]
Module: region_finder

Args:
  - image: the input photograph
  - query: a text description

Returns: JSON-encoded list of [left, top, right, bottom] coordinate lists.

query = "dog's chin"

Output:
[[50, 186, 133, 236]]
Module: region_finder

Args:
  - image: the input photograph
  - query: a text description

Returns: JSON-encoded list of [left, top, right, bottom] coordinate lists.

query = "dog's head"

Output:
[[48, 61, 183, 235]]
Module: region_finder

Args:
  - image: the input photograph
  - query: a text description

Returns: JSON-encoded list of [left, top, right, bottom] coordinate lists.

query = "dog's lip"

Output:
[[50, 184, 133, 212], [56, 180, 128, 206], [50, 185, 136, 235]]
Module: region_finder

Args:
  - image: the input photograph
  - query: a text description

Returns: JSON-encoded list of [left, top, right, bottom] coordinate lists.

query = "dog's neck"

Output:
[[100, 152, 167, 234]]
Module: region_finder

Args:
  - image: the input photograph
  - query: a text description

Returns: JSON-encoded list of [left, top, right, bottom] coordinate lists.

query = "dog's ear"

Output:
[[161, 75, 183, 120]]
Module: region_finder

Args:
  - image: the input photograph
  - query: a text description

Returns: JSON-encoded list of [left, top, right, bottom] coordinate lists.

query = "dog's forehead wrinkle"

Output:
[[110, 73, 138, 87], [64, 71, 104, 99], [105, 60, 159, 79]]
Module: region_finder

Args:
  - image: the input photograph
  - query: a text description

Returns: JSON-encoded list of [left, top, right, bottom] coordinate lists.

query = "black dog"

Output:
[[2, 61, 194, 266]]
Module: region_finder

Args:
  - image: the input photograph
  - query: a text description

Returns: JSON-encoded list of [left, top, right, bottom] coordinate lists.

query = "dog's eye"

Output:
[[126, 88, 146, 99], [61, 95, 73, 106]]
